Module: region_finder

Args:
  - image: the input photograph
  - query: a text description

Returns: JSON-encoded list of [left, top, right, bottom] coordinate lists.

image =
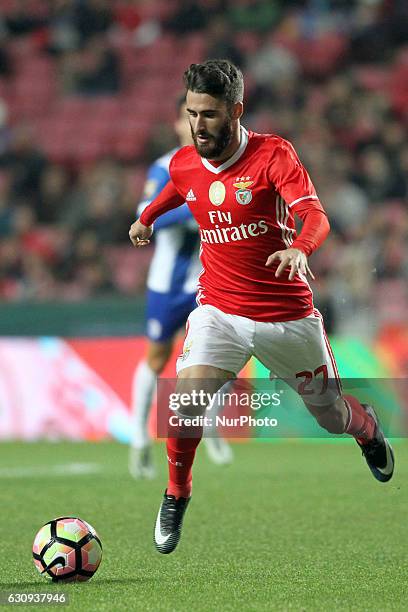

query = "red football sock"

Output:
[[166, 430, 202, 499], [343, 394, 376, 443]]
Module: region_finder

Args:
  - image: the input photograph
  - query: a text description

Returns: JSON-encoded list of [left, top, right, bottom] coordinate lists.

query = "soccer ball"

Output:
[[32, 517, 102, 582]]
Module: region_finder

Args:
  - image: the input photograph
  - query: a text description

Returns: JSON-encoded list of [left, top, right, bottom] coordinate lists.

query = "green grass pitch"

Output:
[[0, 440, 407, 611]]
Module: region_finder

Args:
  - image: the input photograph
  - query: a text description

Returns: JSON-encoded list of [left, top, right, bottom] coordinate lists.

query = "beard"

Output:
[[191, 118, 233, 159]]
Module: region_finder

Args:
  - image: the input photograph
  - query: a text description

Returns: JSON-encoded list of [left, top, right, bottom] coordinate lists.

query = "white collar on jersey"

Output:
[[200, 126, 249, 174]]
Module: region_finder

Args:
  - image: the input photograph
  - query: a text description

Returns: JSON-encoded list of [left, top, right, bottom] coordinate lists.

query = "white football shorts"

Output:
[[176, 304, 341, 406]]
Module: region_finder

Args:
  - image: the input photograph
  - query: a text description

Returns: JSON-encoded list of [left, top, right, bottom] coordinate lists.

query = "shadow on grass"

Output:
[[1, 577, 155, 589]]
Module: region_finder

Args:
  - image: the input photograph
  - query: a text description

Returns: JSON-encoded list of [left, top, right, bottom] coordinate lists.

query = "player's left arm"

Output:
[[266, 200, 330, 280], [265, 140, 330, 281]]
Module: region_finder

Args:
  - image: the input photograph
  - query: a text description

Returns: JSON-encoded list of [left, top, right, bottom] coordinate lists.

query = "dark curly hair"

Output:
[[183, 59, 244, 108]]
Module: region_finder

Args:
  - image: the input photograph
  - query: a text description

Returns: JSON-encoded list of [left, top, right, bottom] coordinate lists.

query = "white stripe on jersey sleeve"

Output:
[[276, 196, 295, 248], [288, 195, 319, 208]]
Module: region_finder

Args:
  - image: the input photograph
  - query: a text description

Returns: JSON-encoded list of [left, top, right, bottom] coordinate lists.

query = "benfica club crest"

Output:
[[233, 178, 254, 205], [235, 189, 252, 205]]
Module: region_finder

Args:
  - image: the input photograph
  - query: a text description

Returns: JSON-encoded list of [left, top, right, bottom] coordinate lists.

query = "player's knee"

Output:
[[312, 403, 348, 434], [320, 412, 347, 434], [173, 385, 207, 417], [174, 404, 205, 419]]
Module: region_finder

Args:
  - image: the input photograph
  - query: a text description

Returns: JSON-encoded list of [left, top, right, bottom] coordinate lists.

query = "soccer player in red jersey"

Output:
[[129, 60, 394, 554]]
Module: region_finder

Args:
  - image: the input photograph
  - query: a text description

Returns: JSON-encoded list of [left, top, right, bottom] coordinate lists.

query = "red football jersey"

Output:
[[141, 128, 327, 322]]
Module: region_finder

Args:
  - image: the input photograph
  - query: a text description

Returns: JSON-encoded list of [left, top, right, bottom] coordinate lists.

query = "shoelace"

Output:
[[161, 498, 183, 530]]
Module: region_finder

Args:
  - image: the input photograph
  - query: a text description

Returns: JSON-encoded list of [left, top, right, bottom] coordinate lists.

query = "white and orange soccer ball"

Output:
[[32, 517, 102, 582]]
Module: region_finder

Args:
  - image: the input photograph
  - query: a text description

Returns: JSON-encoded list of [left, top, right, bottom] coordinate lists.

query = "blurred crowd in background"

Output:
[[0, 0, 406, 336]]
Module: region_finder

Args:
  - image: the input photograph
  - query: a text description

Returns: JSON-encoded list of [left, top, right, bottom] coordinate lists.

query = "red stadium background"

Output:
[[0, 0, 406, 439]]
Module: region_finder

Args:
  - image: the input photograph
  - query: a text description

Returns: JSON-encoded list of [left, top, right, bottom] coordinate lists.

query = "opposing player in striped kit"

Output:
[[129, 60, 395, 553]]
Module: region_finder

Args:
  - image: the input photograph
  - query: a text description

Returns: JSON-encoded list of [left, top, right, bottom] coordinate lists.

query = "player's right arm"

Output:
[[129, 179, 185, 247], [137, 161, 192, 230]]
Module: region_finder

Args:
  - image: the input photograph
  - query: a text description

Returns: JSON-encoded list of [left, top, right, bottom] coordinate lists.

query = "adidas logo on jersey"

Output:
[[186, 189, 196, 202]]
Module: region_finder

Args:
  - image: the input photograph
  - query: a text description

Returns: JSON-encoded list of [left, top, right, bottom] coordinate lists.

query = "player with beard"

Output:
[[129, 59, 395, 554]]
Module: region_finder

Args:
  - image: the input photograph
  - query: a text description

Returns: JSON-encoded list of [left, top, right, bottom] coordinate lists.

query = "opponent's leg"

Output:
[[129, 339, 172, 479], [203, 379, 234, 465], [154, 364, 234, 554]]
